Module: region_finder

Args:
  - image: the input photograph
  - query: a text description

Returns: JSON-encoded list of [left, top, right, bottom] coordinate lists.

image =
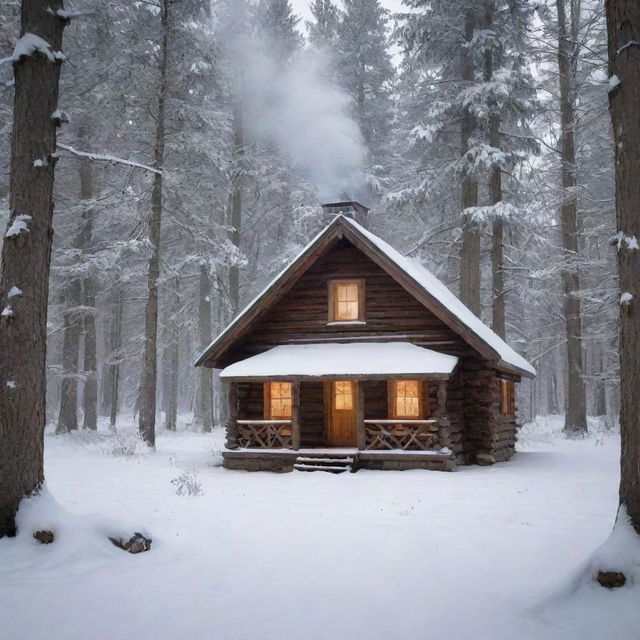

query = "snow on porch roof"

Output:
[[219, 342, 459, 380]]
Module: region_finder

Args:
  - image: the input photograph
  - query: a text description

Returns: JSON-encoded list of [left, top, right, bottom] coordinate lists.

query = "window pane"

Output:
[[333, 281, 361, 321], [269, 382, 292, 419], [334, 381, 353, 410], [394, 380, 421, 417]]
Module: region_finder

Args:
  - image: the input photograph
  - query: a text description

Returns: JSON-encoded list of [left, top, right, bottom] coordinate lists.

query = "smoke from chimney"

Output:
[[228, 38, 367, 201]]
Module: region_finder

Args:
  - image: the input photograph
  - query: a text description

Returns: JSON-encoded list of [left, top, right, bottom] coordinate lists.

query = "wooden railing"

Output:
[[236, 420, 293, 449], [363, 419, 439, 451]]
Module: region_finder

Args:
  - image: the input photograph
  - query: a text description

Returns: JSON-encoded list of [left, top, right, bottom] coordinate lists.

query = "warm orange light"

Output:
[[267, 382, 292, 419]]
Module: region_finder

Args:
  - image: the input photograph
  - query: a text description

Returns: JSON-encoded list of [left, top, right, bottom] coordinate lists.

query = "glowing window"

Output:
[[265, 382, 292, 419], [392, 380, 423, 418], [334, 381, 354, 410], [329, 280, 364, 322]]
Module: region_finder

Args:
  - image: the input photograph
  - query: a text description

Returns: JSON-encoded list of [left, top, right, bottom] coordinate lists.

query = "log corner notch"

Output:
[[435, 379, 452, 452], [225, 381, 239, 449], [291, 381, 301, 451]]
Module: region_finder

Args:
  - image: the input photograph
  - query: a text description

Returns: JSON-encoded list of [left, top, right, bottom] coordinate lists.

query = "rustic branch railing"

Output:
[[236, 420, 293, 449], [363, 419, 439, 451]]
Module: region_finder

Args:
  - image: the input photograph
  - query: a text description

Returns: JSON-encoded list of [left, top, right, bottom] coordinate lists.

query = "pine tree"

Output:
[[337, 0, 394, 167], [0, 0, 68, 537], [307, 0, 341, 52], [606, 0, 640, 534]]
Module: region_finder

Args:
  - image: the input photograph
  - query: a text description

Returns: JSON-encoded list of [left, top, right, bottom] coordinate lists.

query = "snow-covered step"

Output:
[[294, 453, 353, 473], [295, 456, 354, 465], [293, 462, 349, 474]]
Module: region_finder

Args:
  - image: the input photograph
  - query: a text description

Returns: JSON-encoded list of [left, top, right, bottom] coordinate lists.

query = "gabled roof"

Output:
[[195, 215, 536, 378]]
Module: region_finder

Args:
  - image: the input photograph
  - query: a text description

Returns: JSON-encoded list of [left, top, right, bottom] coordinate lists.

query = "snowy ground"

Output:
[[1, 415, 638, 640]]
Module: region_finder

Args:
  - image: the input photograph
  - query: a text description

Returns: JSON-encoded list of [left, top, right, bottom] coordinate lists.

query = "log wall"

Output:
[[300, 381, 324, 447], [237, 382, 263, 420], [220, 240, 472, 367], [227, 240, 521, 466]]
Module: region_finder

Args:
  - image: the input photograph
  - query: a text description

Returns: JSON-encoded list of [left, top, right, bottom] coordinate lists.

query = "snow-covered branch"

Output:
[[57, 143, 162, 174], [0, 33, 65, 67]]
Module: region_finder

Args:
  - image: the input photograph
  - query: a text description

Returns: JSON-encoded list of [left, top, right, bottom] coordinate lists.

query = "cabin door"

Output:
[[327, 381, 358, 446]]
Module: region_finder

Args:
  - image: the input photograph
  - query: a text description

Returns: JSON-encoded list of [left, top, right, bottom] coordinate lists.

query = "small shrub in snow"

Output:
[[108, 431, 147, 458], [171, 471, 203, 497]]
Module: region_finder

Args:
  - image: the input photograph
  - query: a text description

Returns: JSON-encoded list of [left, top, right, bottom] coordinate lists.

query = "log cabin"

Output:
[[195, 202, 536, 473]]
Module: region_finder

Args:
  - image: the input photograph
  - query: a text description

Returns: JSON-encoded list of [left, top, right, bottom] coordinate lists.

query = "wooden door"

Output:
[[328, 381, 357, 446]]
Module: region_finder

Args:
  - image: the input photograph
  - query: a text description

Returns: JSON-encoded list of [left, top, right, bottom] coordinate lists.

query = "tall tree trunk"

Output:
[[164, 278, 179, 432], [197, 264, 214, 432], [77, 124, 97, 430], [0, 0, 66, 538], [107, 286, 122, 429], [139, 0, 169, 448], [484, 0, 506, 339], [459, 7, 481, 316], [228, 101, 243, 317], [606, 0, 640, 533], [556, 0, 587, 436], [56, 278, 81, 433]]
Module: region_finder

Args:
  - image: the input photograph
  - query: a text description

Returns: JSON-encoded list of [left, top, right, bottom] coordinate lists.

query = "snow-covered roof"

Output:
[[220, 342, 459, 379], [196, 213, 535, 378], [340, 217, 536, 377]]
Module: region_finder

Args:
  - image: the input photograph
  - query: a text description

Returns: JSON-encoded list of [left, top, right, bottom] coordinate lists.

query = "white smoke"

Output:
[[239, 45, 367, 202]]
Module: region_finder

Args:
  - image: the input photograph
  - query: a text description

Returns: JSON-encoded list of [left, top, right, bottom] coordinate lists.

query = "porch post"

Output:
[[225, 381, 239, 449], [291, 381, 301, 450], [356, 380, 365, 450], [435, 379, 451, 449]]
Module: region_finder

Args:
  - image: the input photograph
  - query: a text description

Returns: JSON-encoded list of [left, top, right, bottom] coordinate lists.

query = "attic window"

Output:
[[500, 379, 515, 416], [264, 382, 292, 420], [328, 279, 365, 323]]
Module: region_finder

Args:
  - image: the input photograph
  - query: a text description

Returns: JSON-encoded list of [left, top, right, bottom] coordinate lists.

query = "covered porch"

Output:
[[220, 343, 459, 470]]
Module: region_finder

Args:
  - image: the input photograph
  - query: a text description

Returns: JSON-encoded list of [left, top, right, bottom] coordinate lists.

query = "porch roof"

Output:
[[219, 342, 459, 381]]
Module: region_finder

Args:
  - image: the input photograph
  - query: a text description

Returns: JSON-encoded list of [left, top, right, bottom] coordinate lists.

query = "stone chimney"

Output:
[[321, 201, 370, 228]]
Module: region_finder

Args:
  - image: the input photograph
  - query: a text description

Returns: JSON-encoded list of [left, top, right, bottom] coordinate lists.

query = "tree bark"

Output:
[[228, 101, 243, 317], [56, 278, 81, 433], [197, 264, 214, 432], [77, 124, 97, 430], [484, 0, 505, 339], [0, 0, 66, 538], [459, 7, 481, 316], [138, 0, 169, 448], [605, 0, 640, 532], [107, 287, 122, 429], [556, 0, 588, 436], [164, 279, 179, 432]]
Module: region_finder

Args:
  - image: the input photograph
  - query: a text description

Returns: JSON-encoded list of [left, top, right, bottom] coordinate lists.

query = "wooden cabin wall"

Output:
[[237, 382, 263, 420], [300, 382, 324, 447], [363, 380, 388, 419], [445, 369, 467, 462], [218, 241, 473, 367], [459, 359, 518, 464]]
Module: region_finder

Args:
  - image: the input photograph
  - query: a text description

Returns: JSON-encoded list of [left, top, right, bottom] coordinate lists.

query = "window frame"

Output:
[[327, 278, 366, 324], [499, 379, 515, 417], [389, 379, 427, 420], [264, 381, 293, 420]]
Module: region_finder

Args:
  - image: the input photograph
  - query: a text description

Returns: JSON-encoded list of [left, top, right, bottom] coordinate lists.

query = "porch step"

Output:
[[294, 454, 353, 474]]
